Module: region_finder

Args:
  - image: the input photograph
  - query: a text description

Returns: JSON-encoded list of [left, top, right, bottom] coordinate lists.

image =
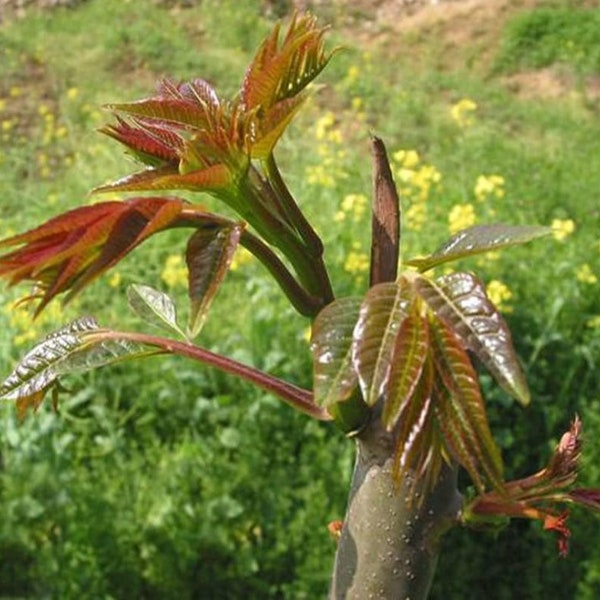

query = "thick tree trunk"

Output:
[[329, 418, 463, 599]]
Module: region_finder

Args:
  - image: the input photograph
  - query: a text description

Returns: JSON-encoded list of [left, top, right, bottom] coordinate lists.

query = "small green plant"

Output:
[[496, 7, 600, 75], [1, 12, 599, 598]]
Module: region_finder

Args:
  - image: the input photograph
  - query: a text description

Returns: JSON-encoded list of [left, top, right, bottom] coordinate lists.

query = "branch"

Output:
[[90, 329, 330, 421]]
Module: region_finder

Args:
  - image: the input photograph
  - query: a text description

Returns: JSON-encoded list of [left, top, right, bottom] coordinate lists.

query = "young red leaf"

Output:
[[105, 97, 211, 129], [392, 356, 441, 497], [430, 317, 504, 493], [311, 297, 362, 408], [99, 117, 183, 166], [94, 163, 234, 195], [0, 198, 186, 312], [186, 222, 244, 339], [415, 272, 530, 405], [351, 278, 412, 406], [406, 224, 551, 272], [241, 12, 333, 111], [382, 305, 429, 430]]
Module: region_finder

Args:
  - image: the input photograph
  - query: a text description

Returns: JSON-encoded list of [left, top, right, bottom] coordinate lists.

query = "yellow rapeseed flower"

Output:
[[344, 243, 369, 275], [474, 174, 505, 201], [448, 203, 476, 234], [575, 264, 597, 285], [109, 272, 122, 288], [229, 247, 254, 271], [450, 98, 477, 128], [393, 149, 420, 169], [161, 255, 188, 288], [486, 279, 513, 311], [66, 87, 79, 100], [315, 111, 336, 141], [551, 218, 575, 242], [340, 193, 368, 222], [405, 202, 427, 232]]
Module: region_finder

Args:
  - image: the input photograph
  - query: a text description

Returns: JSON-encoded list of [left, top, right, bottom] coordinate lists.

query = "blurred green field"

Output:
[[0, 0, 599, 598]]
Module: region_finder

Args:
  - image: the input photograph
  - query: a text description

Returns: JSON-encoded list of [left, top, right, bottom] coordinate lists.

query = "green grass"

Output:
[[496, 7, 600, 75], [0, 0, 600, 598]]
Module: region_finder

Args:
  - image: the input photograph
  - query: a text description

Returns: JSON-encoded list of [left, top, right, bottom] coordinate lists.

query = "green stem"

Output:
[[264, 154, 334, 303], [264, 153, 324, 255], [91, 330, 330, 421], [240, 230, 323, 316], [177, 206, 321, 316], [241, 172, 334, 310]]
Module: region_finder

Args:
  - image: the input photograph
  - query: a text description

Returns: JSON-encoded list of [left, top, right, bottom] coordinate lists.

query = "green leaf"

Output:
[[351, 278, 412, 406], [415, 272, 530, 405], [311, 297, 362, 408], [186, 223, 244, 339], [382, 305, 429, 430], [127, 284, 185, 338], [430, 317, 504, 493], [0, 318, 157, 407], [406, 224, 551, 271]]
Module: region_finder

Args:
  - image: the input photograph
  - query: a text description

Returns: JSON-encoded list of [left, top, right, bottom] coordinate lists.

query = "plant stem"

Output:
[[91, 330, 330, 421], [245, 167, 335, 308], [329, 417, 462, 599], [240, 230, 323, 316]]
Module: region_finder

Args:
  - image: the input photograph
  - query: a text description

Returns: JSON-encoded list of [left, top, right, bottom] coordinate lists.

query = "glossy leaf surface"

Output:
[[382, 306, 429, 429], [407, 224, 550, 271], [430, 318, 504, 493], [0, 318, 156, 412], [186, 223, 244, 339], [351, 279, 411, 406], [127, 284, 184, 338], [415, 272, 530, 405], [311, 297, 362, 408]]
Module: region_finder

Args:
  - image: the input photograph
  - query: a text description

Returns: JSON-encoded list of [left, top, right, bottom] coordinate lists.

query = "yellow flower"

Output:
[[474, 174, 505, 201], [305, 163, 336, 188], [161, 255, 188, 288], [9, 86, 21, 97], [315, 111, 336, 141], [393, 149, 420, 169], [351, 96, 363, 112], [551, 218, 575, 242], [229, 247, 254, 271], [450, 98, 477, 128], [345, 65, 360, 85], [575, 264, 597, 285], [5, 297, 68, 346], [587, 315, 600, 329], [405, 202, 427, 232], [344, 243, 369, 275], [340, 193, 368, 222], [0, 98, 6, 112], [448, 203, 476, 234], [66, 87, 79, 101], [108, 272, 122, 287], [486, 280, 513, 311]]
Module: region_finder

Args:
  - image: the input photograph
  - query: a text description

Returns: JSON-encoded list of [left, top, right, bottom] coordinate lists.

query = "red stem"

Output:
[[90, 329, 331, 421]]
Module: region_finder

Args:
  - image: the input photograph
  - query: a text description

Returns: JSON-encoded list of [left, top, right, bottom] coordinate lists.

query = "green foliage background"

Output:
[[0, 0, 599, 598]]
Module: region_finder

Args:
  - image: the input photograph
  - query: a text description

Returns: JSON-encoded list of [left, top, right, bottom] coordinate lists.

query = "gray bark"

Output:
[[329, 418, 463, 600]]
